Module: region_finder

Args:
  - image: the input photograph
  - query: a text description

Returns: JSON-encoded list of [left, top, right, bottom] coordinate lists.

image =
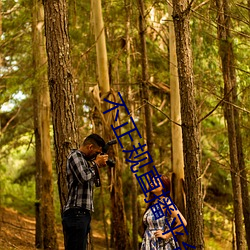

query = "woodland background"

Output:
[[0, 0, 249, 249]]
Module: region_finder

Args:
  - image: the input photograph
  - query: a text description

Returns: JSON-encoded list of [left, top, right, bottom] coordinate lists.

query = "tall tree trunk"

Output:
[[137, 0, 154, 170], [235, 111, 250, 249], [100, 184, 109, 250], [43, 0, 78, 211], [0, 0, 2, 67], [168, 3, 186, 249], [131, 172, 138, 250], [33, 1, 43, 247], [172, 1, 204, 249], [92, 1, 129, 249], [111, 146, 130, 250], [0, 0, 3, 229], [92, 0, 109, 94], [216, 0, 246, 248], [125, 0, 138, 248], [91, 2, 111, 248], [249, 0, 250, 26], [232, 218, 236, 250], [32, 1, 58, 249]]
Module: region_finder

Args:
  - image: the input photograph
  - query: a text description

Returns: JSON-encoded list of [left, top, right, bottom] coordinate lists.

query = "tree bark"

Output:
[[0, 0, 3, 234], [43, 0, 78, 210], [100, 184, 109, 250], [32, 1, 58, 249], [168, 3, 186, 249], [111, 147, 130, 250], [172, 0, 204, 249], [92, 1, 129, 249], [125, 0, 138, 248], [137, 0, 154, 171], [92, 0, 110, 94], [249, 0, 250, 26], [0, 0, 2, 67], [235, 110, 250, 249], [216, 0, 247, 248], [33, 1, 43, 246]]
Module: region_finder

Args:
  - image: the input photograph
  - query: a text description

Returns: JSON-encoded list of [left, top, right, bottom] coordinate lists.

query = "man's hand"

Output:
[[94, 154, 108, 167]]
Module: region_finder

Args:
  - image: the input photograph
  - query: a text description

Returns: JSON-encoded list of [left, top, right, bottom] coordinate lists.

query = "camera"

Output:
[[93, 139, 117, 187], [101, 139, 117, 168]]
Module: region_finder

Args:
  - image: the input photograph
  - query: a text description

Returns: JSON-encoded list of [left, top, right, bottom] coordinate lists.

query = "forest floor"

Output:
[[0, 207, 108, 250]]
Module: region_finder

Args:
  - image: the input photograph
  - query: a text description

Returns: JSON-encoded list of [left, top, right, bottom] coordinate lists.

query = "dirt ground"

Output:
[[0, 207, 108, 250]]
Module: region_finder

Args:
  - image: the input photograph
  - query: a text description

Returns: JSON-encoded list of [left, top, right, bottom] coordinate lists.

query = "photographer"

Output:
[[62, 134, 108, 250]]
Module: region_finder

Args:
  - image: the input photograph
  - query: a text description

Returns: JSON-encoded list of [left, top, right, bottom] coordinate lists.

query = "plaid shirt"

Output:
[[64, 149, 97, 212]]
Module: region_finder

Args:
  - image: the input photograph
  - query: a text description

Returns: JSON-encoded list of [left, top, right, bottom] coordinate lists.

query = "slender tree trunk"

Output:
[[100, 184, 109, 250], [168, 3, 186, 249], [0, 0, 2, 67], [216, 0, 246, 248], [111, 147, 130, 250], [172, 1, 204, 249], [235, 112, 250, 249], [43, 0, 78, 211], [33, 1, 43, 245], [0, 0, 3, 233], [249, 0, 250, 25], [125, 0, 131, 88], [125, 0, 138, 248], [137, 0, 154, 170], [168, 0, 185, 216], [92, 1, 129, 249], [91, 3, 110, 248], [131, 173, 138, 250], [232, 219, 236, 250], [32, 1, 58, 249], [92, 0, 109, 94]]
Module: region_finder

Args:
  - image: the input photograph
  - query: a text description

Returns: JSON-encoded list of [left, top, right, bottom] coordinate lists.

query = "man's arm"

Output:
[[68, 151, 96, 183], [69, 151, 108, 184]]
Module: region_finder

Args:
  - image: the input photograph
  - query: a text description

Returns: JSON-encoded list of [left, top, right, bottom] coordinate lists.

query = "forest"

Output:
[[0, 0, 249, 249]]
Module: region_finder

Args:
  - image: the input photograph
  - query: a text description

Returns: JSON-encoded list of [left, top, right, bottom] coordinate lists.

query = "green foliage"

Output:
[[2, 180, 36, 216], [0, 139, 36, 215], [204, 205, 233, 249], [13, 163, 36, 184]]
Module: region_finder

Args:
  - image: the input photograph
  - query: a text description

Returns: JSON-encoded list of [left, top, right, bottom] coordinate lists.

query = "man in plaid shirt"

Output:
[[62, 134, 108, 250]]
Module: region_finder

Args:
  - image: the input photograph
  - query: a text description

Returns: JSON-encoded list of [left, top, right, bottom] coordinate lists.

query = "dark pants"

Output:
[[62, 208, 91, 250]]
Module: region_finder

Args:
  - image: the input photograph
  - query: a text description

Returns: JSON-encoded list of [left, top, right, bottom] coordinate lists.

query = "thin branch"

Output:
[[166, 0, 173, 9], [154, 161, 165, 168], [236, 3, 250, 11], [157, 117, 169, 127], [199, 85, 250, 123], [1, 107, 21, 135], [148, 25, 169, 47], [2, 4, 20, 16], [192, 0, 210, 12], [143, 99, 182, 127], [1, 30, 26, 48], [221, 99, 250, 115], [192, 9, 250, 39], [204, 202, 232, 217], [81, 26, 105, 56], [187, 0, 196, 11], [144, 1, 159, 19], [26, 132, 34, 152], [234, 66, 250, 75], [197, 158, 211, 180], [210, 159, 250, 184], [198, 88, 232, 124]]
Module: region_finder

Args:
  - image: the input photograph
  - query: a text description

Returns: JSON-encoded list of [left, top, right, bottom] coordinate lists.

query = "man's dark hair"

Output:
[[83, 134, 105, 148]]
